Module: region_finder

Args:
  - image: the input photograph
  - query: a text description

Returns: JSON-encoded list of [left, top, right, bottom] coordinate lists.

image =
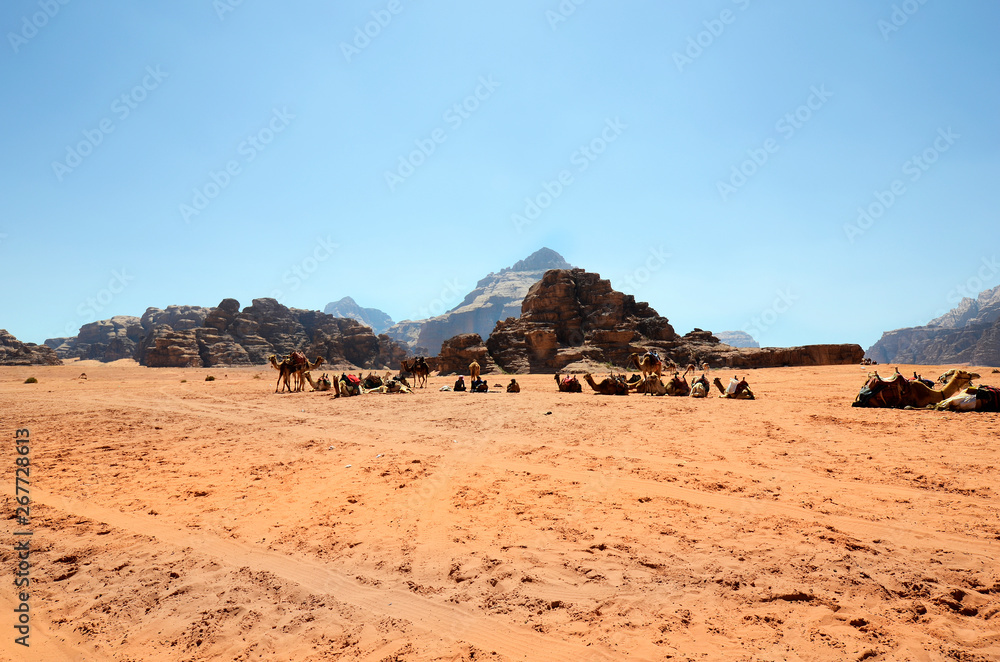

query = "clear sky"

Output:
[[2, 1, 998, 350]]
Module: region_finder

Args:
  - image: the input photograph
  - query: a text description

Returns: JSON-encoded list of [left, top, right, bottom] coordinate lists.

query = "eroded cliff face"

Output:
[[0, 329, 62, 366], [133, 298, 405, 369], [867, 283, 1000, 366], [483, 269, 862, 373]]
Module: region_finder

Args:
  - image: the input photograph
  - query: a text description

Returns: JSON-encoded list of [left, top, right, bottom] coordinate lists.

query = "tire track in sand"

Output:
[[33, 488, 623, 662]]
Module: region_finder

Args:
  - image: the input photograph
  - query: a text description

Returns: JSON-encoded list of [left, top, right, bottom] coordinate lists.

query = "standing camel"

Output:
[[400, 358, 429, 389], [268, 355, 295, 393], [469, 360, 481, 382], [627, 352, 662, 380]]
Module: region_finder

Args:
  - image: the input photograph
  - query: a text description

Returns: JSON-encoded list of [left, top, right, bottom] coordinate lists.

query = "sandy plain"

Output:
[[1, 361, 999, 662]]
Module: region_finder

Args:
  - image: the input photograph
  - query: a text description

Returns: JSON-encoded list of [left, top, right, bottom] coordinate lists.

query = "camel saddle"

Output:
[[290, 351, 308, 368], [852, 372, 907, 408], [975, 385, 1000, 412]]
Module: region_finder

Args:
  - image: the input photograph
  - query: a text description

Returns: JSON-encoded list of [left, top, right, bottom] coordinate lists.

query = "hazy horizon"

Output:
[[3, 2, 998, 350]]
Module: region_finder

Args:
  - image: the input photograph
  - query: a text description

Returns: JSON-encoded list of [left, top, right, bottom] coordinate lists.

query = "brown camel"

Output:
[[362, 373, 383, 390], [292, 356, 325, 392], [554, 374, 583, 393], [302, 371, 332, 392], [630, 374, 667, 395], [506, 378, 520, 393], [853, 368, 978, 408], [933, 384, 1000, 412], [470, 360, 481, 381], [268, 354, 295, 393], [583, 373, 629, 396], [713, 376, 755, 400], [627, 352, 662, 380], [400, 358, 429, 389], [664, 368, 692, 396], [690, 374, 710, 398]]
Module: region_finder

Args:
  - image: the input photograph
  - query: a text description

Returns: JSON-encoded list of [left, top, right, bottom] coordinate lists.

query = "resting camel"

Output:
[[554, 374, 583, 393], [470, 360, 481, 382], [627, 352, 662, 380], [630, 374, 667, 396], [400, 358, 429, 389], [362, 373, 383, 390], [932, 384, 1000, 412], [506, 378, 520, 393], [713, 376, 755, 400], [664, 368, 692, 396], [852, 368, 978, 408], [583, 373, 629, 396], [690, 374, 710, 398], [302, 371, 332, 392]]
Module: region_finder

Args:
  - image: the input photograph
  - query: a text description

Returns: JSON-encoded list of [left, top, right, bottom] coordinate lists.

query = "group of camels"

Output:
[[853, 367, 1000, 412], [554, 352, 755, 399]]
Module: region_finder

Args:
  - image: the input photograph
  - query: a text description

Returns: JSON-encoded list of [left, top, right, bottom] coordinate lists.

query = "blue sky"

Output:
[[2, 1, 998, 350]]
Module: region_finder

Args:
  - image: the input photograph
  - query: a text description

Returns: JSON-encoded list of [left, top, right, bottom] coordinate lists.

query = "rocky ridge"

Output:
[[867, 283, 1000, 366], [323, 297, 394, 335], [1, 329, 62, 366]]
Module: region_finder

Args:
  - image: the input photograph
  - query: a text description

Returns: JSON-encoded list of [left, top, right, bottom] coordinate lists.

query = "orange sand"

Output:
[[1, 361, 998, 661]]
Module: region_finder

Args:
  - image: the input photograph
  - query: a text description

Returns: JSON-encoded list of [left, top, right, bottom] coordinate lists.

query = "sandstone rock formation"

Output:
[[386, 247, 573, 355], [323, 297, 394, 335], [483, 269, 862, 373], [867, 283, 1000, 366], [1, 329, 63, 366], [132, 298, 407, 369], [46, 316, 142, 361], [436, 334, 497, 376], [714, 330, 760, 348]]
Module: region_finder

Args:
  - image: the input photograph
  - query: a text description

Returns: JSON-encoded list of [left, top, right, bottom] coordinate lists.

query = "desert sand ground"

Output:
[[1, 361, 999, 662]]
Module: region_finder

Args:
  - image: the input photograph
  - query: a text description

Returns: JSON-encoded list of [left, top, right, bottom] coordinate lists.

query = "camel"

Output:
[[554, 374, 583, 393], [470, 360, 481, 382], [292, 356, 324, 392], [583, 373, 629, 396], [713, 376, 755, 400], [627, 352, 662, 380], [362, 373, 383, 390], [400, 358, 429, 389], [268, 354, 295, 393], [664, 368, 692, 396], [853, 368, 978, 408], [302, 371, 332, 392], [690, 374, 710, 398], [932, 384, 1000, 412], [630, 374, 667, 396], [337, 372, 363, 397], [506, 378, 520, 393]]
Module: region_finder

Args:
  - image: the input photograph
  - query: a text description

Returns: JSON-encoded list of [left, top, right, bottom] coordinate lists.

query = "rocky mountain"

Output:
[[385, 247, 573, 355], [132, 298, 406, 369], [714, 330, 760, 348], [1, 329, 62, 365], [46, 315, 144, 362], [323, 297, 394, 335], [867, 283, 1000, 366], [481, 269, 862, 373]]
